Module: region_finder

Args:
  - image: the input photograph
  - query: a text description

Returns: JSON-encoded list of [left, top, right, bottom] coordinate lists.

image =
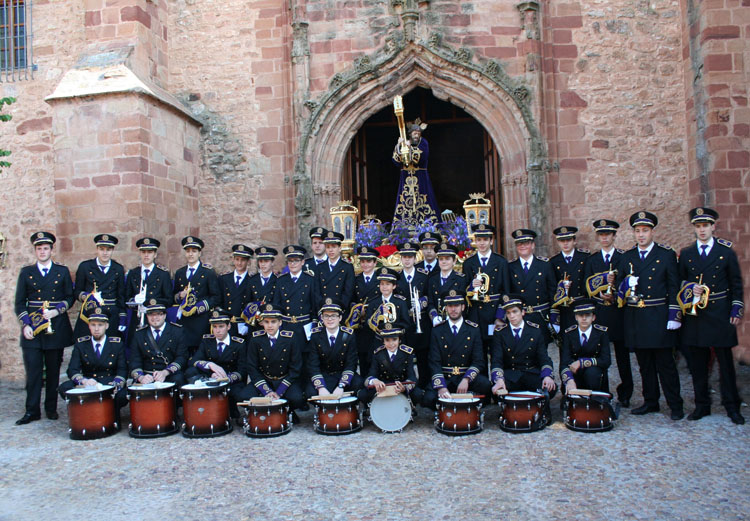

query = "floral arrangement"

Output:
[[355, 215, 472, 256]]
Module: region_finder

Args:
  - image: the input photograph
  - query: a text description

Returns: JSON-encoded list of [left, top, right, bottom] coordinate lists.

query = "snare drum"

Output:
[[243, 399, 291, 438], [180, 383, 233, 438], [563, 391, 615, 432], [127, 382, 179, 438], [435, 397, 483, 436], [65, 385, 118, 440], [369, 393, 412, 433], [498, 391, 548, 433], [314, 396, 362, 435]]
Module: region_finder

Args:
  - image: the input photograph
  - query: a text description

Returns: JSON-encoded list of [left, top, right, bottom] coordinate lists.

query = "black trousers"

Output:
[[22, 347, 63, 416], [634, 348, 683, 411], [422, 374, 492, 410], [689, 346, 741, 414], [612, 340, 633, 401], [305, 372, 364, 398], [238, 380, 306, 411], [569, 366, 608, 393]]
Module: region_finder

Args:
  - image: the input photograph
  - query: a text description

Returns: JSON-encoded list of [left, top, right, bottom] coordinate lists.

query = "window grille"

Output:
[[1, 0, 33, 82]]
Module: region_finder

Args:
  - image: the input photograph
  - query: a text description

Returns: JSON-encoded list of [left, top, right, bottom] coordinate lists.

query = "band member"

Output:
[[307, 299, 363, 398], [426, 242, 466, 326], [560, 299, 611, 393], [363, 268, 412, 367], [549, 226, 588, 333], [14, 232, 74, 425], [124, 237, 172, 343], [618, 211, 684, 420], [423, 290, 492, 410], [58, 309, 128, 423], [463, 224, 511, 357], [247, 246, 279, 315], [395, 241, 430, 387], [584, 219, 631, 406], [218, 244, 254, 336], [352, 246, 380, 373], [186, 309, 247, 419], [273, 245, 320, 341], [415, 231, 440, 278], [239, 305, 306, 418], [129, 300, 188, 387], [304, 227, 329, 272], [678, 207, 744, 424], [315, 230, 355, 309], [357, 323, 423, 405], [72, 234, 126, 339], [490, 295, 557, 408], [507, 229, 557, 346], [173, 236, 221, 353]]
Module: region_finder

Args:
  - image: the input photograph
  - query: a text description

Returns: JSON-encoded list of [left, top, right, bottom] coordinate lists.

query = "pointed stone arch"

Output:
[[294, 33, 550, 252]]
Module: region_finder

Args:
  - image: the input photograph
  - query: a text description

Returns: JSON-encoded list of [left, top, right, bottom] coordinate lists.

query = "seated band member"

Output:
[[58, 309, 128, 424], [129, 300, 188, 388], [185, 309, 247, 419], [490, 294, 557, 403], [357, 323, 424, 406], [422, 290, 492, 410], [307, 299, 363, 399], [238, 304, 306, 417], [560, 299, 611, 394]]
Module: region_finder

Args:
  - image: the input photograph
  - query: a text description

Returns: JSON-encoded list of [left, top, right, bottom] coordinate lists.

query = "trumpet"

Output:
[[471, 268, 490, 302], [411, 285, 422, 334], [686, 274, 710, 316], [42, 300, 53, 335]]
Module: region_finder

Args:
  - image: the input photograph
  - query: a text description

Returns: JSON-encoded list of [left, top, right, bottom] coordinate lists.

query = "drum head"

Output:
[[319, 396, 358, 405], [590, 391, 612, 400], [66, 384, 114, 395], [370, 394, 411, 432], [136, 381, 175, 390], [438, 397, 480, 405], [505, 391, 544, 401]]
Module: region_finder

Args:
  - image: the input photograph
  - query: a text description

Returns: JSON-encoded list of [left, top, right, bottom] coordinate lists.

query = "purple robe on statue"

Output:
[[391, 138, 440, 226]]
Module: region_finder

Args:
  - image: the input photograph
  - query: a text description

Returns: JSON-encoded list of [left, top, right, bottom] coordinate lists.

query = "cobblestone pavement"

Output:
[[1, 354, 749, 521]]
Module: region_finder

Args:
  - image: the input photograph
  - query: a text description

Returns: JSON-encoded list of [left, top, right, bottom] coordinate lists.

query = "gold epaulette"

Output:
[[280, 330, 293, 337], [393, 294, 406, 301], [399, 345, 413, 354], [203, 334, 215, 339], [416, 268, 428, 275], [341, 326, 354, 334], [497, 323, 508, 330], [716, 237, 733, 248], [310, 326, 323, 334], [536, 256, 549, 262], [465, 320, 478, 328], [565, 325, 577, 333], [373, 345, 385, 354], [252, 330, 266, 337], [156, 264, 169, 272], [110, 337, 121, 343], [170, 322, 182, 327], [77, 336, 91, 343], [594, 324, 608, 332], [456, 271, 466, 277], [202, 263, 213, 270], [657, 243, 673, 251], [526, 321, 540, 328], [231, 336, 245, 343]]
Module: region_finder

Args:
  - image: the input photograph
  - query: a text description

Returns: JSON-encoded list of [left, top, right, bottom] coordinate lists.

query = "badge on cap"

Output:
[[599, 220, 606, 226], [381, 268, 388, 274], [237, 245, 244, 251], [449, 290, 456, 296], [425, 233, 432, 239], [327, 231, 334, 238], [265, 304, 273, 311], [503, 295, 509, 302], [560, 227, 567, 233], [286, 246, 293, 254], [261, 247, 267, 253], [187, 236, 194, 243], [478, 224, 486, 230], [362, 247, 368, 253], [513, 230, 520, 238], [95, 307, 102, 314], [149, 299, 157, 305], [441, 243, 448, 249], [102, 234, 109, 241], [212, 311, 219, 318], [37, 232, 44, 239], [696, 208, 704, 215], [384, 322, 393, 329], [638, 212, 645, 219], [317, 227, 323, 233], [325, 298, 332, 305], [144, 238, 151, 245], [404, 242, 411, 248]]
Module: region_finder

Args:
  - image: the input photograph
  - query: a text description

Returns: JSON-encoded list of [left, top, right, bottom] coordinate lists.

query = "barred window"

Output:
[[1, 0, 33, 81]]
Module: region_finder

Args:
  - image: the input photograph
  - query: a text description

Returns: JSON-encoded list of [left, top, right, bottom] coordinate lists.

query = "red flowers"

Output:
[[375, 245, 398, 258]]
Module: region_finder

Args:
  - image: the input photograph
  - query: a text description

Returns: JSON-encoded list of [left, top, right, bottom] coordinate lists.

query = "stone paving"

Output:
[[1, 354, 749, 521]]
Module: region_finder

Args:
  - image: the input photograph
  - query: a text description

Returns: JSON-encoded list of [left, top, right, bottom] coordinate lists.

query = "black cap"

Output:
[[501, 293, 526, 310], [436, 242, 459, 257], [376, 267, 398, 283], [629, 211, 658, 228], [419, 231, 440, 245], [356, 246, 378, 260], [231, 244, 253, 258], [471, 223, 495, 237], [181, 236, 204, 250], [144, 299, 166, 313], [441, 289, 466, 305], [593, 219, 619, 233], [309, 227, 328, 240], [323, 230, 345, 244], [255, 246, 278, 259], [94, 234, 118, 247], [573, 298, 596, 314], [512, 229, 537, 242], [319, 298, 344, 315], [136, 237, 160, 250], [209, 308, 232, 323], [88, 307, 109, 322], [259, 304, 283, 319], [689, 207, 718, 225], [553, 226, 578, 240], [30, 231, 56, 246], [283, 245, 306, 258]]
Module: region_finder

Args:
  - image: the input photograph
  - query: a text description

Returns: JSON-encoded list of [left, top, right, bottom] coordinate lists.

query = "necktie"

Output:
[[481, 257, 487, 268], [42, 267, 49, 277], [513, 328, 521, 342], [154, 329, 161, 341], [640, 250, 647, 261], [236, 275, 242, 287], [262, 276, 268, 286], [99, 265, 107, 273], [604, 253, 610, 265], [581, 333, 588, 347], [270, 337, 276, 347], [441, 276, 448, 286], [523, 262, 529, 274], [452, 325, 458, 336], [329, 263, 335, 272], [316, 258, 324, 264], [95, 343, 102, 357], [565, 256, 572, 264], [406, 274, 412, 283], [364, 276, 370, 284], [389, 352, 395, 362], [329, 335, 336, 347], [291, 276, 298, 283], [143, 269, 150, 280], [700, 244, 708, 258], [188, 267, 195, 279], [217, 342, 225, 354]]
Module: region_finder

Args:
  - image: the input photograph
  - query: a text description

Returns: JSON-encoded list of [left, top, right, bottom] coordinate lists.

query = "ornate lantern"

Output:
[[330, 200, 359, 256], [463, 192, 492, 245]]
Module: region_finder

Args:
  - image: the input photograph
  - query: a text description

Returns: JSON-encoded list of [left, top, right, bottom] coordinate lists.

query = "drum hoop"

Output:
[[437, 397, 480, 404], [319, 396, 358, 405], [66, 385, 114, 395]]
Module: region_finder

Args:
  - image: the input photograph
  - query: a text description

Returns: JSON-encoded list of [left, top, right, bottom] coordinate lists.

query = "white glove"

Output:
[[552, 324, 560, 334], [432, 316, 443, 326], [134, 293, 146, 304], [667, 320, 681, 330], [237, 323, 249, 335], [628, 276, 639, 289]]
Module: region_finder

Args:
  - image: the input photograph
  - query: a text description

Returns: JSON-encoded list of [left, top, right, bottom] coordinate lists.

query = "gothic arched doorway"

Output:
[[342, 87, 504, 250]]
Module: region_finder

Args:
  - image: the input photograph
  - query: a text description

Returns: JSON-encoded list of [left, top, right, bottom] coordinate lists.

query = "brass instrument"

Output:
[[602, 264, 618, 306], [393, 96, 410, 164], [686, 274, 710, 316], [624, 263, 645, 308], [410, 285, 422, 334], [471, 268, 490, 302], [42, 300, 53, 335], [383, 301, 397, 324]]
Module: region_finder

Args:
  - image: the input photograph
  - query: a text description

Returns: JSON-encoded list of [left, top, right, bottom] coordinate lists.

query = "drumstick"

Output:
[[568, 388, 592, 396], [367, 380, 416, 389], [307, 392, 354, 402], [448, 393, 485, 399], [494, 388, 508, 396]]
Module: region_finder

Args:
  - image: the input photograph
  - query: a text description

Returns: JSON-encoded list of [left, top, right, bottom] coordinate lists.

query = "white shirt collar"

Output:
[[696, 237, 714, 253], [382, 294, 391, 303], [151, 325, 165, 336], [141, 263, 154, 273], [449, 317, 464, 330], [234, 270, 247, 281], [37, 261, 52, 274], [91, 336, 107, 348], [216, 335, 229, 346], [314, 255, 327, 262], [402, 267, 415, 277], [520, 256, 534, 265], [268, 332, 279, 341], [362, 270, 375, 279], [97, 260, 111, 269], [425, 260, 436, 269], [187, 261, 201, 270], [328, 257, 340, 268], [386, 347, 398, 358], [325, 327, 340, 339], [579, 326, 592, 340], [601, 247, 615, 261], [638, 242, 655, 256], [510, 321, 525, 335]]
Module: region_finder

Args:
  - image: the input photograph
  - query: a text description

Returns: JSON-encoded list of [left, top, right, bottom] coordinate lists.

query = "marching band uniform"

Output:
[[426, 243, 466, 323], [507, 229, 557, 346], [172, 236, 221, 352], [352, 247, 382, 374], [124, 237, 172, 344], [549, 226, 588, 332], [618, 211, 683, 419], [560, 300, 611, 392], [314, 230, 355, 310], [72, 234, 126, 339], [678, 207, 745, 424], [247, 246, 279, 307], [353, 247, 381, 305], [423, 290, 492, 409], [239, 306, 306, 411], [129, 301, 188, 388], [15, 232, 75, 424], [273, 245, 321, 338], [415, 231, 440, 280], [304, 227, 330, 273], [583, 219, 631, 406], [218, 244, 255, 336]]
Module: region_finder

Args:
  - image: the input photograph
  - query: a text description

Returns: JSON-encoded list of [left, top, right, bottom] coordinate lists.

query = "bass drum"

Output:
[[369, 393, 412, 433]]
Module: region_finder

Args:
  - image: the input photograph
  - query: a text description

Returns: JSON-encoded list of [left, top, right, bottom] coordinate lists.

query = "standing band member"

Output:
[[315, 230, 355, 310], [678, 207, 744, 424], [219, 244, 254, 337], [247, 246, 279, 326], [15, 232, 74, 425], [426, 242, 466, 327], [549, 226, 588, 334], [124, 237, 172, 344], [304, 227, 329, 272]]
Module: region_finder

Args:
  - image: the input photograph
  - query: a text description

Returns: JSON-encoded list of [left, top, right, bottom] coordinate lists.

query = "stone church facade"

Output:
[[0, 0, 747, 378]]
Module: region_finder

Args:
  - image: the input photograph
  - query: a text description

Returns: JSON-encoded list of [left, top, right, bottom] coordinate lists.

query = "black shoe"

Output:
[[291, 411, 300, 425], [631, 404, 659, 415], [729, 411, 745, 425], [618, 398, 631, 408], [670, 409, 685, 421], [688, 409, 710, 421], [46, 411, 59, 420], [15, 413, 41, 425]]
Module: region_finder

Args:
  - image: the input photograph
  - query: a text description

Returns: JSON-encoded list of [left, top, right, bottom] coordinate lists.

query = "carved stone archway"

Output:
[[294, 32, 550, 252]]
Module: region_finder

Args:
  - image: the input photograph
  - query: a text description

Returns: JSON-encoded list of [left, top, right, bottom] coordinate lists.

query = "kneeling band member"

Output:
[[560, 299, 611, 394]]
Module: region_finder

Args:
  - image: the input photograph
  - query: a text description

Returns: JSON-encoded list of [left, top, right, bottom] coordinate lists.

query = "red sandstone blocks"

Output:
[[552, 45, 578, 59], [702, 25, 741, 42], [485, 47, 516, 59], [85, 10, 101, 26], [728, 150, 750, 168], [92, 174, 121, 187], [549, 16, 583, 29], [704, 54, 733, 71], [16, 117, 52, 135], [560, 91, 587, 108], [113, 156, 148, 173], [120, 5, 150, 29]]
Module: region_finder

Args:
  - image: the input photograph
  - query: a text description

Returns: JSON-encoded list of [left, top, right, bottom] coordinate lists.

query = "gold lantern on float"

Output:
[[330, 200, 359, 257], [463, 193, 492, 247]]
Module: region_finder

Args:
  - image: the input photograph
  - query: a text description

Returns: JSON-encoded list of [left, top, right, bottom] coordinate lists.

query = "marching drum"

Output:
[[435, 396, 484, 436], [563, 391, 615, 433], [180, 382, 232, 438], [65, 385, 118, 440], [128, 382, 179, 438], [498, 391, 549, 433], [313, 396, 362, 435], [369, 393, 412, 433], [242, 399, 291, 438]]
